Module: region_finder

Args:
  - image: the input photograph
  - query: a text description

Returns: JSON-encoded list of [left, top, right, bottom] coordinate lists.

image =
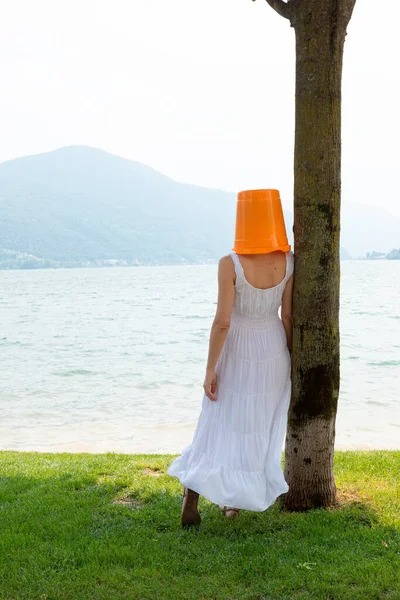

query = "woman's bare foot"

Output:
[[219, 504, 240, 518], [181, 488, 201, 528]]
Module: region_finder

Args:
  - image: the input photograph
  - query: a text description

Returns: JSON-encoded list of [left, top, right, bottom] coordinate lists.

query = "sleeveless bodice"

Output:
[[228, 251, 294, 323]]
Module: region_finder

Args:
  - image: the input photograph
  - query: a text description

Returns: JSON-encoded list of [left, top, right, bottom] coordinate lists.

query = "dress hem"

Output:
[[168, 447, 289, 512]]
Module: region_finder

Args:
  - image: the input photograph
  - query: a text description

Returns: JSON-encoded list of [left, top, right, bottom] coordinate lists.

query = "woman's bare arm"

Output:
[[281, 274, 293, 351], [203, 256, 235, 401]]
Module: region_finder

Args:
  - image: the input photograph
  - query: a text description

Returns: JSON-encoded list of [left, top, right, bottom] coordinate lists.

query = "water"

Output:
[[1, 261, 399, 453]]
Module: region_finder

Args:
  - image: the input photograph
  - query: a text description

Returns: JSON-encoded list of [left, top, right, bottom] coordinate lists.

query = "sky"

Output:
[[1, 0, 399, 217]]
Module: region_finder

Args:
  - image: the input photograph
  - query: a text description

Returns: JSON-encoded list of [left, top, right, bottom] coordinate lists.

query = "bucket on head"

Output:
[[232, 189, 291, 254]]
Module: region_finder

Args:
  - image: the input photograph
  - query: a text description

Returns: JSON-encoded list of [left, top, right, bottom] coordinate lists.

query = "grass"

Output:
[[0, 450, 399, 600]]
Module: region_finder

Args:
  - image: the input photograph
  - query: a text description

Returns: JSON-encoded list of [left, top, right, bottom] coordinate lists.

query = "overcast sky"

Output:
[[1, 0, 399, 217]]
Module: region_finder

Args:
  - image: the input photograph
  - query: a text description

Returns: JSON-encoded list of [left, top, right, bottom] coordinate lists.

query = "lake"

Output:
[[1, 260, 399, 454]]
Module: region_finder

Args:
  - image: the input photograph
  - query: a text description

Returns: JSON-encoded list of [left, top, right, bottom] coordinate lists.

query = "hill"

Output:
[[0, 146, 238, 267], [0, 146, 398, 268]]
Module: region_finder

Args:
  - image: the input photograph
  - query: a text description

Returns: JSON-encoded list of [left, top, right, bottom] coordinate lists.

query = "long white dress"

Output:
[[168, 250, 294, 512]]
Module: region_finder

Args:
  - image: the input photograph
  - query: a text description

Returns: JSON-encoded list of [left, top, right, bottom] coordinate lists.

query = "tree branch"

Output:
[[265, 0, 291, 19]]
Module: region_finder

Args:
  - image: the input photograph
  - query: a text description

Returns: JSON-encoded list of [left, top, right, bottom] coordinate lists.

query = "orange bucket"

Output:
[[232, 189, 290, 254]]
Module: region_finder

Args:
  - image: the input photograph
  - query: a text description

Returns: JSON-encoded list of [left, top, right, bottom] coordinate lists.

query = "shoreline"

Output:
[[1, 443, 399, 454], [2, 420, 400, 455]]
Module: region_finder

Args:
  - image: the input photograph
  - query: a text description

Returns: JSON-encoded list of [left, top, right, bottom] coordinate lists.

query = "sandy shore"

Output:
[[1, 422, 399, 454]]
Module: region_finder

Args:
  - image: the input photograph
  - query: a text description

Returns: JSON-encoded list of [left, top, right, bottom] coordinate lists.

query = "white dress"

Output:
[[168, 250, 294, 512]]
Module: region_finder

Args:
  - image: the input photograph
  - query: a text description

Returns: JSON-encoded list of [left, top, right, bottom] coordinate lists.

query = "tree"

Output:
[[256, 0, 358, 510], [387, 248, 400, 260]]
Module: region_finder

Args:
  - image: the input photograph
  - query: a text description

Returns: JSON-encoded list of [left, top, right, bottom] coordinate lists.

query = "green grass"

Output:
[[0, 450, 399, 600]]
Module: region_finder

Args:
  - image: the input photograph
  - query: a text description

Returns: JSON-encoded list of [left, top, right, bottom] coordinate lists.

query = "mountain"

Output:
[[0, 146, 242, 267], [0, 146, 398, 268]]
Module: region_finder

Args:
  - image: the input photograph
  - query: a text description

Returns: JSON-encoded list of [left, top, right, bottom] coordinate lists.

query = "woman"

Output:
[[168, 189, 294, 526]]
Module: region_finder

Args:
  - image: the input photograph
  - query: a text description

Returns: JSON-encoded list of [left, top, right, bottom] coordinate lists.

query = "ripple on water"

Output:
[[367, 360, 400, 367], [365, 400, 391, 407], [52, 369, 96, 377]]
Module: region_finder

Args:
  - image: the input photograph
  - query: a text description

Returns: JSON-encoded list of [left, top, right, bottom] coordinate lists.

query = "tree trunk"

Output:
[[265, 0, 357, 510]]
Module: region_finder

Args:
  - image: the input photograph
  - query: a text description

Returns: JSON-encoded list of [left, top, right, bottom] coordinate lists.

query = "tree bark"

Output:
[[265, 0, 357, 511]]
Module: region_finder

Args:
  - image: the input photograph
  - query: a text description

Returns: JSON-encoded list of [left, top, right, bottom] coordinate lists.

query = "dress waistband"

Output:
[[230, 309, 280, 329]]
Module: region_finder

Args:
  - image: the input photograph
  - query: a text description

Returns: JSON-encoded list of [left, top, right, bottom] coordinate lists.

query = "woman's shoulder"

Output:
[[219, 253, 235, 266], [218, 254, 236, 274]]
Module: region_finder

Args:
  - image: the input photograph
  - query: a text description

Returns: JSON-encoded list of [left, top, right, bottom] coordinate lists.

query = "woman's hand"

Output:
[[203, 368, 217, 401]]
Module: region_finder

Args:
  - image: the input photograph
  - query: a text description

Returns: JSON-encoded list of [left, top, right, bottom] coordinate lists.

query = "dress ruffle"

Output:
[[168, 446, 289, 512]]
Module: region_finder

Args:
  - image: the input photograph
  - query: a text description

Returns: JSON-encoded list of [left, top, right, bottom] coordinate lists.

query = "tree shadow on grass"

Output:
[[0, 466, 396, 541], [1, 470, 399, 600], [112, 477, 399, 543]]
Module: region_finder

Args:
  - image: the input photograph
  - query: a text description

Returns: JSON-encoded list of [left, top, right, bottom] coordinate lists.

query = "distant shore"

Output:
[[2, 255, 400, 271]]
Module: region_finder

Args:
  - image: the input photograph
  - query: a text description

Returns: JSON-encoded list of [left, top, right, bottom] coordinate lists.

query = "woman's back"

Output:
[[229, 250, 294, 320], [236, 251, 287, 290]]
